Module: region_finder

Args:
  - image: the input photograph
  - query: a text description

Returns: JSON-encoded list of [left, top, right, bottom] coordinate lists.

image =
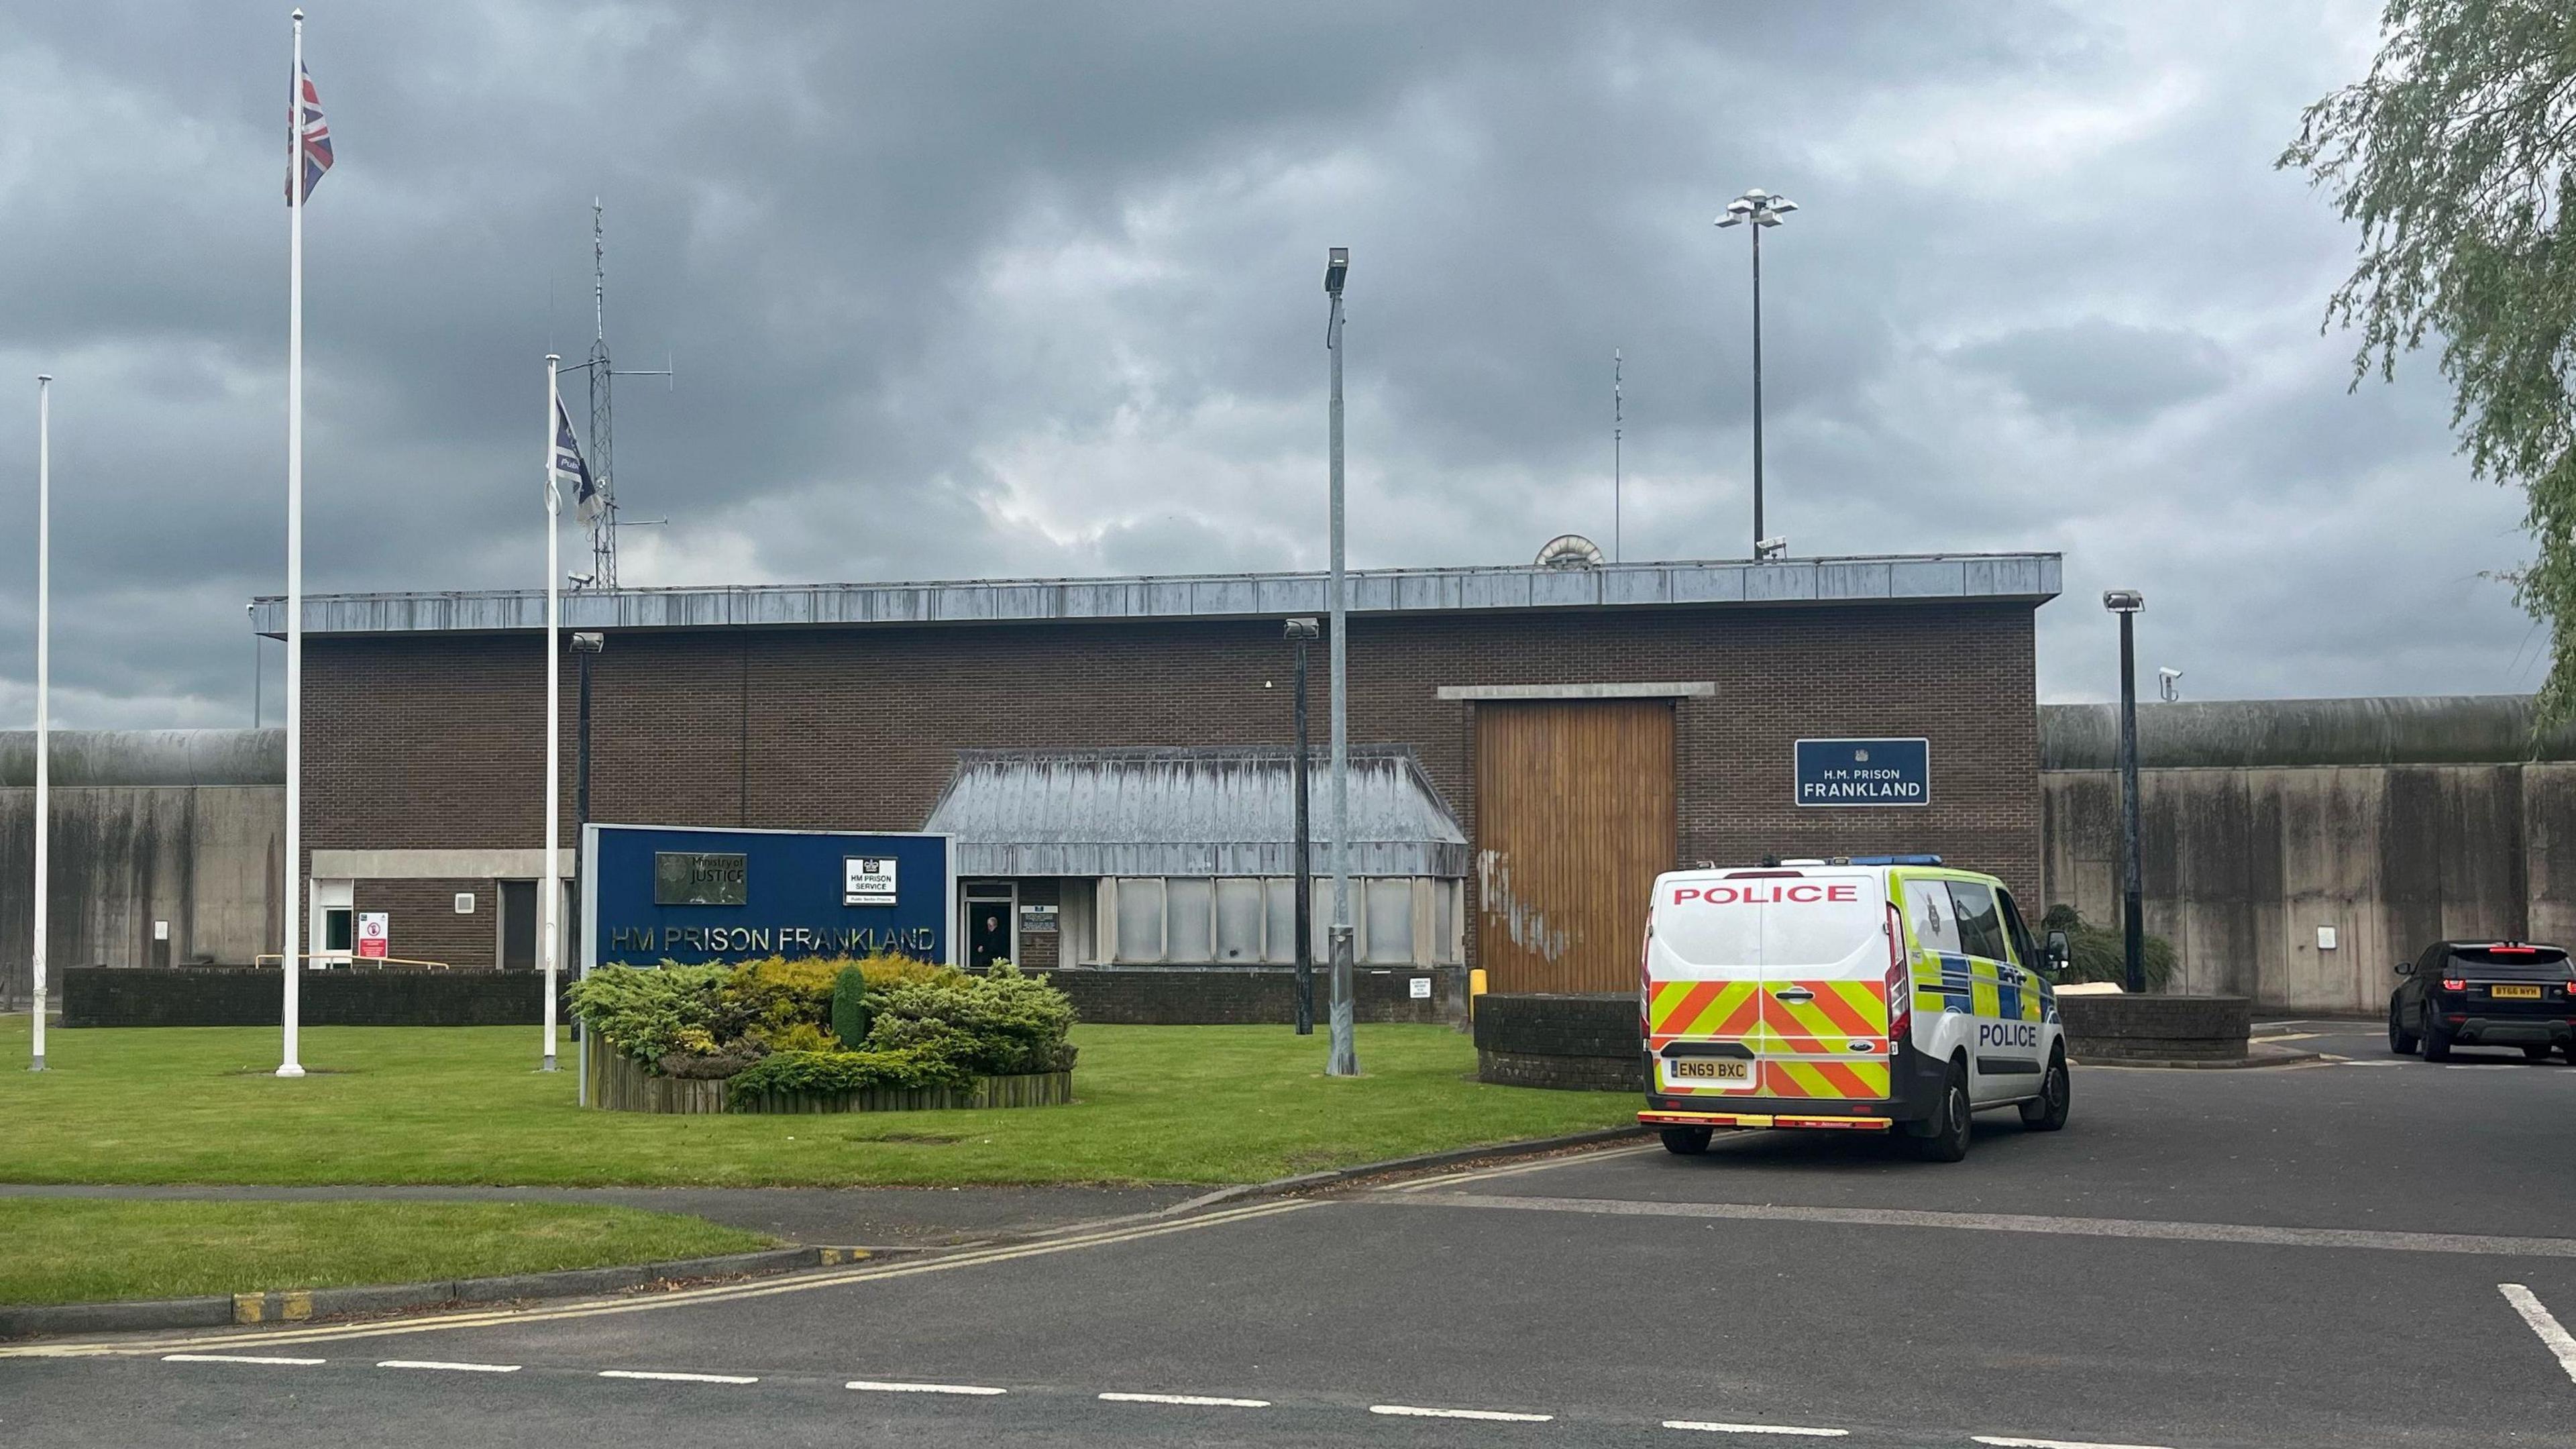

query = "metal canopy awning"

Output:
[[922, 746, 1468, 879]]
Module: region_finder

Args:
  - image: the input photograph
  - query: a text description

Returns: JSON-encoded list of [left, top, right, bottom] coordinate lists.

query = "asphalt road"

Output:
[[9, 1024, 2576, 1448]]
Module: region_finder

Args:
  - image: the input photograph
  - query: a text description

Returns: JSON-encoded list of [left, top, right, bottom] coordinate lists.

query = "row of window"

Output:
[[1093, 877, 1460, 967]]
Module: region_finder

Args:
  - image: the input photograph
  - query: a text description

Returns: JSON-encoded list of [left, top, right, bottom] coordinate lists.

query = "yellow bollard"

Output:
[[1468, 968, 1488, 1020]]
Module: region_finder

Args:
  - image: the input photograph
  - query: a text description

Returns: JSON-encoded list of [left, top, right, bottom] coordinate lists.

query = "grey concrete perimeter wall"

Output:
[[2041, 763, 2576, 1014], [0, 730, 286, 1007], [0, 786, 283, 1008]]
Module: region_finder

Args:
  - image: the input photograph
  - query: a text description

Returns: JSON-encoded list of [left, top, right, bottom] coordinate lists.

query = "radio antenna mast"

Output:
[[1612, 349, 1623, 564], [570, 199, 670, 590]]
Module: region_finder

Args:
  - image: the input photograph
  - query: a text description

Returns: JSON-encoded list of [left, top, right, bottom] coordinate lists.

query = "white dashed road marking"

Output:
[[377, 1359, 521, 1373], [1098, 1391, 1271, 1407], [598, 1369, 760, 1385], [846, 1379, 1008, 1396], [1664, 1420, 1849, 1437], [1370, 1403, 1554, 1422], [160, 1353, 326, 1366], [2500, 1283, 2576, 1384], [1972, 1438, 2176, 1449]]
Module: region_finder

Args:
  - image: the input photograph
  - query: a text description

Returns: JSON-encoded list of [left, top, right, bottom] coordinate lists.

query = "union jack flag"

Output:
[[289, 62, 333, 203]]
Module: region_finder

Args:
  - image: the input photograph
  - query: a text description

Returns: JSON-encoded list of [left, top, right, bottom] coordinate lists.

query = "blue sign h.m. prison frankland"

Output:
[[1794, 737, 1931, 807], [580, 823, 955, 970]]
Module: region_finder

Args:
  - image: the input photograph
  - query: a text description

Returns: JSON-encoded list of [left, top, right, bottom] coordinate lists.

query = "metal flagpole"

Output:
[[543, 357, 563, 1072], [31, 376, 50, 1071], [278, 8, 307, 1079]]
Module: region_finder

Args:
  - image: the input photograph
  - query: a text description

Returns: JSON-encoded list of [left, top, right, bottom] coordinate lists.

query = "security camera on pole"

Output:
[[1323, 247, 1358, 1078]]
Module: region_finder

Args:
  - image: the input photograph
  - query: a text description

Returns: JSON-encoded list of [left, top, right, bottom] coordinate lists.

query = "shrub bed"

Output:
[[566, 954, 1078, 1113]]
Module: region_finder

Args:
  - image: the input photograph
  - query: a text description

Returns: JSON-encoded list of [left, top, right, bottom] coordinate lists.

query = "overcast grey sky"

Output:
[[0, 1, 2534, 727]]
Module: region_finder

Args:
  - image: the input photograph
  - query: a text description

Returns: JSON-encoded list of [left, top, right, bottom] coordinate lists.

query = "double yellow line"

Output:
[[4, 1198, 1320, 1360]]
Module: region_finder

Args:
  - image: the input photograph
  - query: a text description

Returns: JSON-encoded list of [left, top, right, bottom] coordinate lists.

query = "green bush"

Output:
[[570, 955, 1077, 1088], [830, 966, 874, 1049], [724, 1048, 973, 1106], [2041, 904, 2178, 991], [863, 963, 1078, 1077], [565, 965, 735, 1067]]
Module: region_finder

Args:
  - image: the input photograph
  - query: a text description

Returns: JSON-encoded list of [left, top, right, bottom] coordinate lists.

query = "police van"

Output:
[[1638, 856, 2070, 1163]]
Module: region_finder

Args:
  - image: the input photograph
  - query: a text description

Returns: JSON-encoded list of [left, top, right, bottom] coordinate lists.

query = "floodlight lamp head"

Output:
[[1754, 536, 1789, 560], [1324, 247, 1349, 296], [570, 632, 606, 654], [2102, 588, 2145, 613], [1283, 617, 1320, 641]]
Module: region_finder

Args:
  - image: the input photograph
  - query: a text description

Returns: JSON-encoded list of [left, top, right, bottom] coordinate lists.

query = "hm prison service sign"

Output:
[[1794, 737, 1930, 807], [843, 856, 898, 906], [655, 852, 749, 906]]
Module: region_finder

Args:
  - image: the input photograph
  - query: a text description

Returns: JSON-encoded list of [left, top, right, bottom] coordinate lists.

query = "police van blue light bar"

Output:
[[1768, 854, 1946, 868]]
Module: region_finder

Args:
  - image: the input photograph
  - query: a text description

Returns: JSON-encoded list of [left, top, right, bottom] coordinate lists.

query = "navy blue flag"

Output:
[[551, 396, 599, 523]]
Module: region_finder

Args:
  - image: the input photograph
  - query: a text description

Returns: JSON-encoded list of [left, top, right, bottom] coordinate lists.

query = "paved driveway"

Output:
[[9, 1038, 2575, 1448]]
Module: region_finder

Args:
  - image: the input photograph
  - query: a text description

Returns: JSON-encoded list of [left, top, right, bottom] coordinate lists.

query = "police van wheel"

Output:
[[1913, 1062, 1972, 1163], [1660, 1127, 1713, 1156], [2019, 1049, 2070, 1131]]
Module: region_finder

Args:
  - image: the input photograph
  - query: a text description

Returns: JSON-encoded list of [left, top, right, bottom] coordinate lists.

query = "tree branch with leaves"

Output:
[[2282, 0, 2576, 720]]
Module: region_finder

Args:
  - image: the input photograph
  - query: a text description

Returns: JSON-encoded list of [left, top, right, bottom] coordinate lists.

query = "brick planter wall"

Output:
[[61, 966, 565, 1028], [2059, 994, 2251, 1061], [1472, 991, 1646, 1091], [1044, 967, 1460, 1026]]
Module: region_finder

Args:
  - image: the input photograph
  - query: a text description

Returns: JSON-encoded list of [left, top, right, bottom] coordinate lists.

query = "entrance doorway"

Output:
[[499, 880, 537, 971], [1473, 699, 1676, 993], [962, 883, 1017, 969]]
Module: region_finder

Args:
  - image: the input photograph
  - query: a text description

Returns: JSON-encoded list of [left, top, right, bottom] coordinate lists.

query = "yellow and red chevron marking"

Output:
[[1762, 1059, 1890, 1099], [1648, 979, 1762, 1040], [1764, 979, 1888, 1048]]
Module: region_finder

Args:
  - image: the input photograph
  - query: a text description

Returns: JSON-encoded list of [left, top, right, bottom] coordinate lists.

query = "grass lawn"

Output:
[[0, 1018, 1633, 1188], [0, 1199, 771, 1306]]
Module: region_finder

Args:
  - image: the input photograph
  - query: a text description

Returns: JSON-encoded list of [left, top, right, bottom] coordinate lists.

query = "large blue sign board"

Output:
[[1794, 737, 1930, 808], [581, 823, 955, 970]]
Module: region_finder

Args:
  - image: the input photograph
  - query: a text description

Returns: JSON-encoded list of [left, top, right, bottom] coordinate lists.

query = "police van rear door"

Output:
[[1648, 869, 1894, 1103]]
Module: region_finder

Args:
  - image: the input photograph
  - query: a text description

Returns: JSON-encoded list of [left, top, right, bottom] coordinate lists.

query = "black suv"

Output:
[[2390, 941, 2576, 1061]]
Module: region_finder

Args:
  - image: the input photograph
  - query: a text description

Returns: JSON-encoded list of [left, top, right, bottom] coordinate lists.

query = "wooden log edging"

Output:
[[585, 1045, 1073, 1114]]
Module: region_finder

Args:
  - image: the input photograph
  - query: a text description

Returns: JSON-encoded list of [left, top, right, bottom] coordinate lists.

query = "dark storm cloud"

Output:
[[0, 0, 2536, 725], [1956, 321, 2233, 424]]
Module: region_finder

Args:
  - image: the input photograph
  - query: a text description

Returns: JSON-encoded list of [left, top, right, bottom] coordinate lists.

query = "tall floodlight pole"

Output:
[[1286, 617, 1319, 1036], [30, 376, 51, 1071], [1716, 188, 1796, 557], [542, 357, 564, 1072], [2105, 590, 2147, 993], [1612, 350, 1623, 564], [278, 9, 309, 1079], [1323, 247, 1357, 1077]]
